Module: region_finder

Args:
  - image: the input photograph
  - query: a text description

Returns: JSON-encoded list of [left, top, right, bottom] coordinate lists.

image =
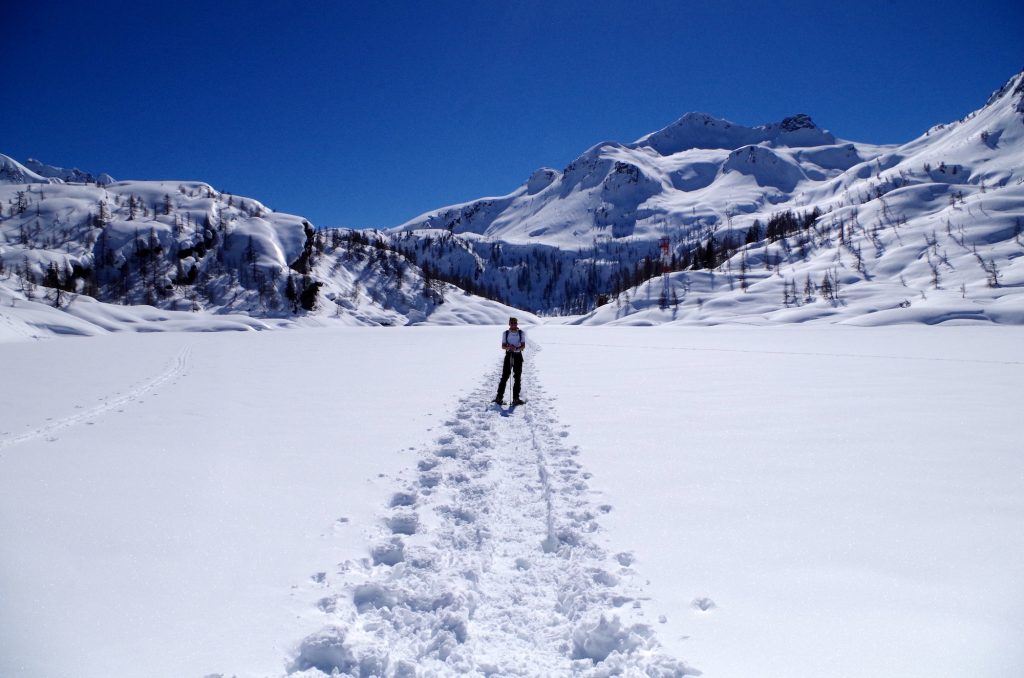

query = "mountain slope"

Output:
[[3, 71, 1022, 330], [0, 154, 50, 185], [0, 156, 532, 336], [391, 70, 1024, 323], [392, 113, 889, 247]]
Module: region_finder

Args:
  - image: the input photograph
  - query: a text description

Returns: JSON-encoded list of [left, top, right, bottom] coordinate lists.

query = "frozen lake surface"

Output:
[[1, 324, 1021, 677]]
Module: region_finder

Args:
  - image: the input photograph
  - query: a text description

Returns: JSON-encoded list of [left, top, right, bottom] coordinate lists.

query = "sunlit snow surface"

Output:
[[2, 68, 1023, 678], [1, 323, 1021, 677]]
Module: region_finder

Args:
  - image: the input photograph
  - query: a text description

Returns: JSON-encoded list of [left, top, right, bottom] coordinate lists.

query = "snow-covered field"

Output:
[[536, 326, 1024, 678], [1, 324, 1022, 677]]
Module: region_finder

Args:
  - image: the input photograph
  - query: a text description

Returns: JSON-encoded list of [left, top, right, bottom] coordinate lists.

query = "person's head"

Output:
[[508, 317, 518, 329]]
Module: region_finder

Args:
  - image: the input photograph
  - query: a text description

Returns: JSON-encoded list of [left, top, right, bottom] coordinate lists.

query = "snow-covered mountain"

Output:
[[391, 113, 888, 246], [0, 154, 50, 185], [0, 154, 532, 335], [0, 156, 114, 186], [21, 157, 115, 185], [392, 70, 1024, 322], [2, 70, 1023, 332]]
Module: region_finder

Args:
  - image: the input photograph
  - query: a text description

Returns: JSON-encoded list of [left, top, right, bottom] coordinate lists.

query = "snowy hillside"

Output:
[[0, 157, 532, 337], [393, 71, 1024, 321], [0, 154, 49, 185], [3, 71, 1023, 330], [394, 112, 886, 246], [21, 158, 115, 185]]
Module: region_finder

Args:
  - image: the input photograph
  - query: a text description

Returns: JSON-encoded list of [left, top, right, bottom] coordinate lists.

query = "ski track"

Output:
[[0, 344, 192, 452], [291, 347, 699, 677]]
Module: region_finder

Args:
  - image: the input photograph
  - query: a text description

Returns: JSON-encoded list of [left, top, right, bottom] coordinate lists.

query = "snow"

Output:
[[21, 157, 115, 185], [2, 322, 1022, 677], [4, 73, 1023, 326], [0, 154, 50, 185], [1, 65, 1022, 678], [0, 327, 496, 677], [381, 71, 1024, 322], [535, 325, 1024, 678]]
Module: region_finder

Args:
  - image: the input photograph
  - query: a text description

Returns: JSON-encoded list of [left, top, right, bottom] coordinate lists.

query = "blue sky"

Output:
[[3, 0, 1021, 228]]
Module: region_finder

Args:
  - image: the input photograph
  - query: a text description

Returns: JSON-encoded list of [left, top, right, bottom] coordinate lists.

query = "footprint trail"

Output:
[[0, 344, 192, 452], [291, 354, 697, 676]]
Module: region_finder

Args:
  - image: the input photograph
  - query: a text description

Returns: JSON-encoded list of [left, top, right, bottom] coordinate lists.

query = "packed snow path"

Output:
[[291, 351, 697, 677]]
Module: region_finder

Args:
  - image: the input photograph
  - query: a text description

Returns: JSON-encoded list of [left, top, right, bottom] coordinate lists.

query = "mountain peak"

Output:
[[780, 114, 818, 132], [23, 158, 115, 185], [0, 154, 49, 184], [631, 112, 738, 155], [633, 112, 835, 156], [975, 69, 1024, 120]]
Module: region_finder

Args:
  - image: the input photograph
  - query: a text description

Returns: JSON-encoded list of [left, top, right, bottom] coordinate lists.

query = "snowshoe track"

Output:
[[291, 354, 698, 677], [0, 343, 192, 452]]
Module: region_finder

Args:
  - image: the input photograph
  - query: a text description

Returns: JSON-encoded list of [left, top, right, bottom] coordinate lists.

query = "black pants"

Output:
[[497, 351, 523, 401]]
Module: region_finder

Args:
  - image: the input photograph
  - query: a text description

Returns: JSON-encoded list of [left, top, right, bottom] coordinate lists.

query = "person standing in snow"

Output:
[[494, 317, 526, 405]]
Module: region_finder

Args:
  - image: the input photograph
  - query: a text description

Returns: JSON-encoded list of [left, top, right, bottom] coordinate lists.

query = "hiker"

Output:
[[494, 317, 526, 405]]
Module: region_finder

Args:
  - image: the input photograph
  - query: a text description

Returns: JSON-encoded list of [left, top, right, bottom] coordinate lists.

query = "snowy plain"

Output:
[[1, 322, 1021, 677]]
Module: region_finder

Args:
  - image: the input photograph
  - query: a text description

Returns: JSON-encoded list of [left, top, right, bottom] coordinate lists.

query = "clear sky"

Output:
[[3, 0, 1021, 228]]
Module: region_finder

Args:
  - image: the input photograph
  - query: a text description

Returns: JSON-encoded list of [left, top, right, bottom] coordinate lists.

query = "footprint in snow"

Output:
[[692, 597, 716, 612], [386, 511, 419, 535], [371, 537, 404, 566], [389, 491, 417, 508], [418, 471, 441, 489]]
